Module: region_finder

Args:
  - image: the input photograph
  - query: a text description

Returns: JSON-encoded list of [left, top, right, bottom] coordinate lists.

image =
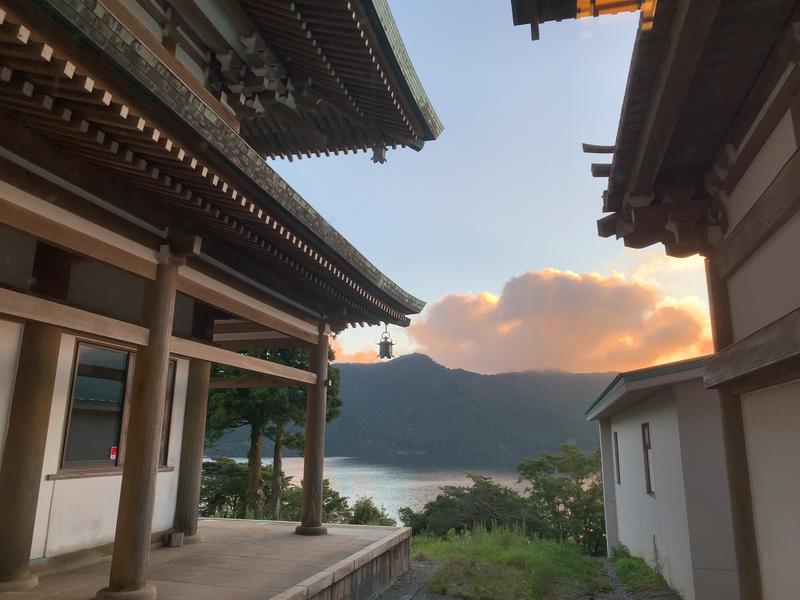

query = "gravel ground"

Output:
[[374, 560, 459, 600]]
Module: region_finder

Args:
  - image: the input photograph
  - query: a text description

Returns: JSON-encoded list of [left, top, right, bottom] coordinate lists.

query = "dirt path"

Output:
[[593, 560, 633, 600], [377, 558, 678, 600]]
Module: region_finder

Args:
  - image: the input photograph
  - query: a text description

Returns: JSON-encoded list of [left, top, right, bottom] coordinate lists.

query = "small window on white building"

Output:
[[613, 431, 621, 484], [62, 343, 131, 470], [642, 423, 655, 495]]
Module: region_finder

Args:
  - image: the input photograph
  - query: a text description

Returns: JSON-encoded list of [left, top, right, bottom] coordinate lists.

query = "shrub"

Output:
[[349, 497, 396, 526], [399, 473, 526, 536], [517, 444, 606, 555], [400, 445, 606, 556]]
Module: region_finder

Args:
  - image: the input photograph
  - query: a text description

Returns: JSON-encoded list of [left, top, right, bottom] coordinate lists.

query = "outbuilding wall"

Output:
[[609, 388, 694, 599], [673, 379, 739, 599]]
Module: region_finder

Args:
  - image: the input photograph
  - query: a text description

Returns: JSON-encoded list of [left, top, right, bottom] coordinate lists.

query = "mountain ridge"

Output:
[[210, 353, 615, 466]]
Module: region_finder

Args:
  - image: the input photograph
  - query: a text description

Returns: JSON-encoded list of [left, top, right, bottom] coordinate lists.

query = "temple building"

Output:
[[514, 1, 800, 598], [0, 0, 440, 598]]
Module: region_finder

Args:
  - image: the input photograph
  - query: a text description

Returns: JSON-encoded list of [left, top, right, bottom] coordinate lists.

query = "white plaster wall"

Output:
[[0, 318, 22, 466], [30, 334, 189, 558], [742, 378, 800, 600], [674, 379, 739, 600], [610, 388, 695, 599], [30, 333, 78, 559], [727, 209, 800, 341], [598, 418, 619, 554], [725, 109, 796, 234]]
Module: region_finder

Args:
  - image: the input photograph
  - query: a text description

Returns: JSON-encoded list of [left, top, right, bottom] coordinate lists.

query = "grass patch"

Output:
[[611, 546, 681, 599], [412, 526, 608, 599]]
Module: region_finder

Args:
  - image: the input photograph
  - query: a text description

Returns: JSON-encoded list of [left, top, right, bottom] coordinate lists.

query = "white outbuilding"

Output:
[[586, 356, 740, 600]]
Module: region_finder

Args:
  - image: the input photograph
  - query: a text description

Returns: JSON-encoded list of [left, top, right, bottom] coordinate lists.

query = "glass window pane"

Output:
[[63, 345, 129, 468]]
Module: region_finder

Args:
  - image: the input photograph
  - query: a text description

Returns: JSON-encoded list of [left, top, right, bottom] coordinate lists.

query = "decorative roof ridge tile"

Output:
[[361, 0, 443, 140]]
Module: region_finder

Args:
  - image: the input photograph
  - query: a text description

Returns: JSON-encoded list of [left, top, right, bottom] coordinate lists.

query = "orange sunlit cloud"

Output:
[[331, 337, 378, 364], [407, 268, 711, 374]]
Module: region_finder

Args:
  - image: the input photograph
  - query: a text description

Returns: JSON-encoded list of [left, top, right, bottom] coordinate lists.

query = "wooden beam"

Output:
[[0, 287, 149, 346], [214, 338, 310, 351], [704, 305, 800, 390], [0, 189, 158, 281], [714, 148, 800, 281], [178, 268, 318, 344], [208, 375, 299, 389], [628, 0, 722, 196], [582, 143, 615, 154], [212, 319, 278, 335], [169, 336, 317, 385]]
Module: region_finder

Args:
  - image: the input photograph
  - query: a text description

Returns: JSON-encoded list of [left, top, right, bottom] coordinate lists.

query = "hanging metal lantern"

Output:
[[377, 324, 395, 359]]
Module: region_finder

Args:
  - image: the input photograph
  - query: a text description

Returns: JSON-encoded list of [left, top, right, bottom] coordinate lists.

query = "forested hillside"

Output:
[[208, 354, 613, 464]]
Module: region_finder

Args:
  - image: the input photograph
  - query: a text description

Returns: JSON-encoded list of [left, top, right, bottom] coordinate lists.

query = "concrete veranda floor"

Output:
[[2, 519, 406, 600]]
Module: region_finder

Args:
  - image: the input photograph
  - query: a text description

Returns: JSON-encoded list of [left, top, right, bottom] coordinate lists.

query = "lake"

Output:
[[231, 455, 522, 522]]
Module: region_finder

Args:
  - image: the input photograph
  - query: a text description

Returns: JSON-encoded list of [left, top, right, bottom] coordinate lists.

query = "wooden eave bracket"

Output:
[[168, 233, 203, 258]]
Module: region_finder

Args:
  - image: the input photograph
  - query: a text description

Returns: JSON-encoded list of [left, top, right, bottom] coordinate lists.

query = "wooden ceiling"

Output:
[[0, 2, 419, 328]]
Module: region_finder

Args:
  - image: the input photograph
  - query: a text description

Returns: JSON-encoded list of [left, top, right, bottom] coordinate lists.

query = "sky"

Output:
[[270, 2, 711, 374]]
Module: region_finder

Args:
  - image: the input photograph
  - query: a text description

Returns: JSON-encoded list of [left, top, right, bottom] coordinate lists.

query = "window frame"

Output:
[[642, 422, 655, 496], [159, 359, 177, 467], [60, 340, 134, 471], [613, 430, 621, 485]]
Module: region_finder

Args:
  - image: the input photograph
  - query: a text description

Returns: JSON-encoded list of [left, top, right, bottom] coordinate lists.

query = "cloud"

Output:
[[330, 337, 378, 364], [408, 268, 711, 374]]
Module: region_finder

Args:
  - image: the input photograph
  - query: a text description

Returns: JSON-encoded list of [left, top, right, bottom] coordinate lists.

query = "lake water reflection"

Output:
[[236, 455, 522, 522]]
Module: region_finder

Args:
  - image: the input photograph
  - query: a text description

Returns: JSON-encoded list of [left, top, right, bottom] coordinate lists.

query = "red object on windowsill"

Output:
[[110, 446, 118, 461]]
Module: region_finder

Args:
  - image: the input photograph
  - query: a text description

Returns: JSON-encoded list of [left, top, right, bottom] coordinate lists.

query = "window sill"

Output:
[[46, 465, 175, 481]]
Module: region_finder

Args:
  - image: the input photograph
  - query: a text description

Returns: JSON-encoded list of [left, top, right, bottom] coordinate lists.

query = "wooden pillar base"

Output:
[[0, 574, 38, 592], [95, 583, 157, 600], [295, 525, 327, 536]]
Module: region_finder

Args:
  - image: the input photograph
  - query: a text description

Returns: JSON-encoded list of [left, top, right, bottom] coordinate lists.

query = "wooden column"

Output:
[[0, 322, 61, 591], [295, 323, 330, 536], [96, 249, 179, 600], [705, 258, 762, 600], [173, 359, 211, 541]]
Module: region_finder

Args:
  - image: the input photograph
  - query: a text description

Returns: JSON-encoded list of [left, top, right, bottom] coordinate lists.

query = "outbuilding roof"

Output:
[[585, 355, 709, 421]]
